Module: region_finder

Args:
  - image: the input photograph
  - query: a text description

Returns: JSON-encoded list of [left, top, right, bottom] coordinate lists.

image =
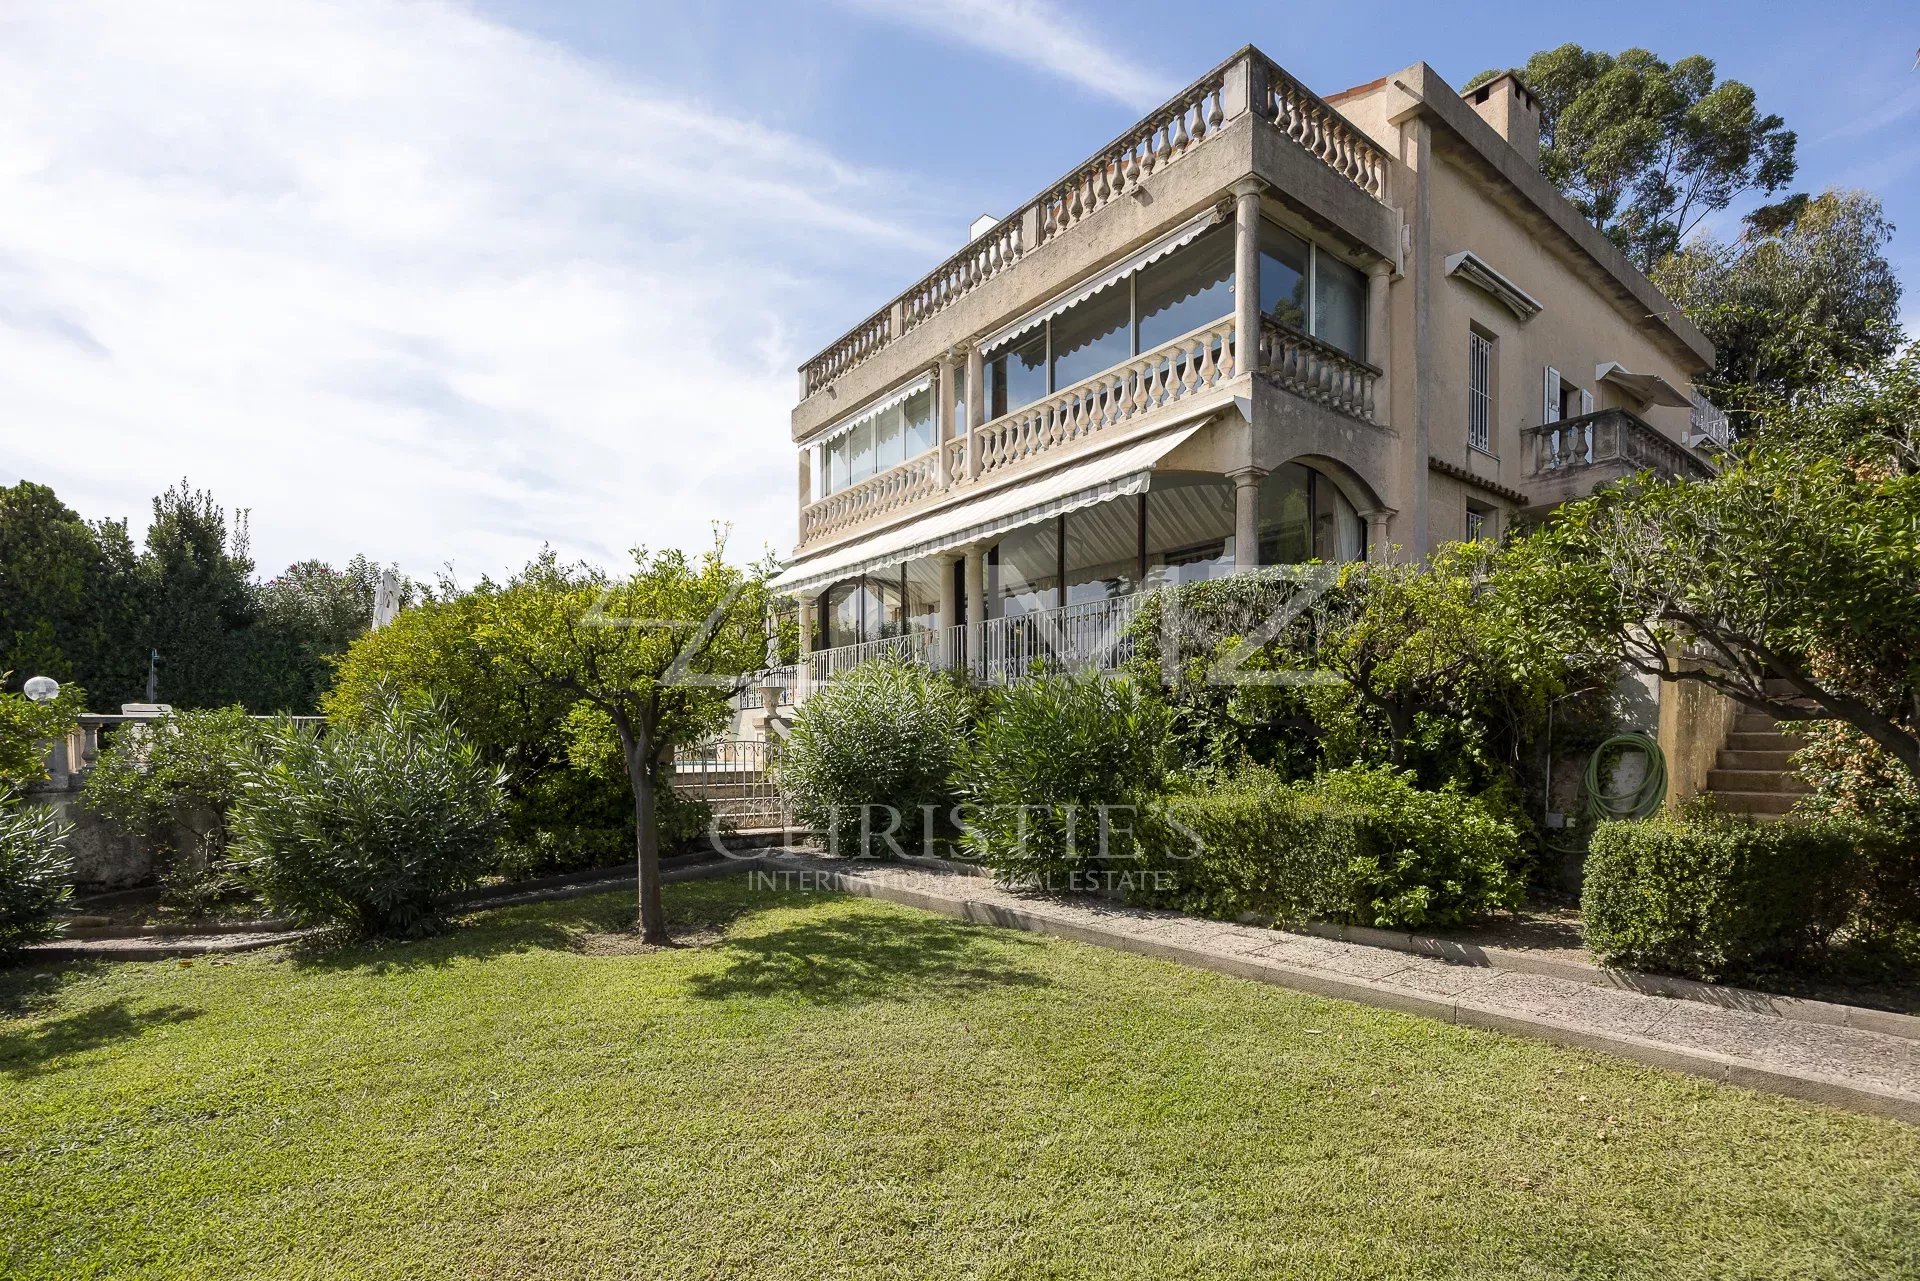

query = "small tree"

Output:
[[473, 543, 766, 943], [1534, 347, 1920, 777]]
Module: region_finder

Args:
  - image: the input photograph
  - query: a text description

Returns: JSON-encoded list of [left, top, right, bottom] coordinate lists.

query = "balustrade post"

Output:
[[1231, 178, 1264, 377]]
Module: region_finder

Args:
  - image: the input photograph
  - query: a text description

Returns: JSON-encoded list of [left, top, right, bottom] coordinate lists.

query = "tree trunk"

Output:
[[614, 714, 670, 944]]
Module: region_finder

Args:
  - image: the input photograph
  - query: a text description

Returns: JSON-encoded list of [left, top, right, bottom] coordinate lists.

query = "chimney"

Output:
[[1464, 72, 1539, 165]]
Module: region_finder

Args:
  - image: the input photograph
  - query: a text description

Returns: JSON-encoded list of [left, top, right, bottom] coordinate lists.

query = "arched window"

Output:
[[1256, 463, 1366, 564]]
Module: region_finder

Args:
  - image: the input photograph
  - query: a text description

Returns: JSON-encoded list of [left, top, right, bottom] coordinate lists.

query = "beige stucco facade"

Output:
[[769, 47, 1717, 663]]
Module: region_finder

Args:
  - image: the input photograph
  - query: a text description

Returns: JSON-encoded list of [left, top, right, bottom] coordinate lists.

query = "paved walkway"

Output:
[[751, 851, 1920, 1125]]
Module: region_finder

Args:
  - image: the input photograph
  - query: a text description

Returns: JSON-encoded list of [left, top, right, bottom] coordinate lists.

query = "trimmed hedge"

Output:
[[1136, 765, 1525, 930], [1583, 813, 1861, 981]]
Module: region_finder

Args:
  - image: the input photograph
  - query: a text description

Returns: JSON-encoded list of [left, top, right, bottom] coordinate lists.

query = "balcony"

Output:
[[796, 47, 1391, 402], [1521, 408, 1715, 509], [803, 593, 1147, 688], [799, 313, 1377, 550]]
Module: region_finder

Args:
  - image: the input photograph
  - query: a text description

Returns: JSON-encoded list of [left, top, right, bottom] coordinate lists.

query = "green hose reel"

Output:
[[1546, 732, 1668, 854]]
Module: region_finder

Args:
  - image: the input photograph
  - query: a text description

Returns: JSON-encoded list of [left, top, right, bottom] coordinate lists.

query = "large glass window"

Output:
[[1136, 224, 1234, 352], [1314, 255, 1366, 361], [1145, 473, 1235, 584], [904, 560, 943, 634], [1065, 498, 1140, 603], [1050, 285, 1131, 392], [815, 386, 938, 497], [988, 329, 1048, 418], [1259, 223, 1309, 331], [994, 521, 1059, 617], [904, 386, 936, 458]]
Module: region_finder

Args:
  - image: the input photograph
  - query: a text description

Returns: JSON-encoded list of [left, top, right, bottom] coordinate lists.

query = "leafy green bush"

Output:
[[955, 672, 1168, 886], [1137, 765, 1523, 929], [232, 700, 507, 938], [1583, 812, 1862, 980], [1135, 768, 1357, 922], [0, 680, 83, 794], [82, 706, 269, 910], [781, 662, 972, 856], [0, 792, 73, 955]]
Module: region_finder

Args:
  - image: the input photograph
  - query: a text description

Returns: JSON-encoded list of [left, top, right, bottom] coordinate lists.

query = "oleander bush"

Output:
[[955, 671, 1168, 887], [1583, 811, 1863, 980], [232, 700, 507, 939], [1136, 764, 1525, 930], [0, 791, 73, 956], [780, 662, 973, 857]]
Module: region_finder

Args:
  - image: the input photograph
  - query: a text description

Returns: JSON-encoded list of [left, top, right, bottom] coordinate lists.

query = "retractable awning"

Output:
[[1595, 361, 1692, 409], [979, 209, 1223, 354], [768, 422, 1208, 596]]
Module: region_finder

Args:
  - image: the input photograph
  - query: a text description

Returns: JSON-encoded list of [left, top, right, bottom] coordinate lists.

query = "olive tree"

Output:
[[473, 543, 767, 943]]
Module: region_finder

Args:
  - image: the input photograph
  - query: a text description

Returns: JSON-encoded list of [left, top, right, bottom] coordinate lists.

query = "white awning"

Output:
[[769, 422, 1208, 595], [1444, 250, 1543, 319], [807, 374, 933, 447], [1595, 362, 1692, 409], [980, 209, 1223, 354]]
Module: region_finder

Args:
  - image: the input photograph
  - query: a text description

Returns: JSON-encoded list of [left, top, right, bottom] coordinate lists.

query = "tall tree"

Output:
[[0, 481, 143, 702], [474, 543, 767, 942], [139, 480, 258, 707], [1651, 189, 1903, 418], [1470, 46, 1797, 269]]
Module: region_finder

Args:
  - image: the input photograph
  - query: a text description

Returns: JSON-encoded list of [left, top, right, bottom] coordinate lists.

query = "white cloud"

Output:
[[833, 0, 1173, 110], [0, 0, 948, 582]]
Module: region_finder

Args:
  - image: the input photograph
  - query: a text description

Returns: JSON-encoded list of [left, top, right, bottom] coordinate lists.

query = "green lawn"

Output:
[[3, 882, 1917, 1280]]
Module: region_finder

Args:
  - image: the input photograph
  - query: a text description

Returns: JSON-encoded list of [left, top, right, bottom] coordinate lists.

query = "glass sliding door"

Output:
[[1064, 498, 1140, 602]]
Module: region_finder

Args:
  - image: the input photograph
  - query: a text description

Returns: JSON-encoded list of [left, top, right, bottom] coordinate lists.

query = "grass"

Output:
[[2, 880, 1917, 1280]]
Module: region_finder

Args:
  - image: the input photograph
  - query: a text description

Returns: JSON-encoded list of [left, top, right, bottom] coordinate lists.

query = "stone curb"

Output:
[[1292, 921, 1920, 1043], [769, 857, 1919, 1127]]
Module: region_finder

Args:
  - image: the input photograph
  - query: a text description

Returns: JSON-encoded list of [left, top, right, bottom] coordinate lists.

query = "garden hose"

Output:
[[1544, 733, 1668, 855]]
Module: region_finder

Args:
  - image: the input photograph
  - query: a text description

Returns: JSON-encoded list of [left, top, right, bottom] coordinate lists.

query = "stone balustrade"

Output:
[[800, 449, 942, 544], [971, 317, 1237, 478], [1260, 65, 1390, 201], [1257, 317, 1378, 422], [796, 48, 1389, 399], [1525, 409, 1715, 483]]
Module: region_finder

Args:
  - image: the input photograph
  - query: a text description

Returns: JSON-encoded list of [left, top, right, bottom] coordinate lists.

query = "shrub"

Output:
[[1136, 765, 1524, 929], [1311, 765, 1527, 928], [1583, 812, 1861, 981], [1135, 768, 1358, 922], [0, 680, 83, 794], [955, 672, 1168, 886], [82, 706, 269, 911], [231, 700, 507, 938], [0, 792, 73, 955], [781, 662, 972, 856]]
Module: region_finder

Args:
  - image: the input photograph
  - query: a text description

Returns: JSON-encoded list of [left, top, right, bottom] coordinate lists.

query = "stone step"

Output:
[[1724, 731, 1794, 753], [1707, 768, 1810, 795], [1734, 712, 1784, 734], [1716, 748, 1797, 771], [1711, 790, 1800, 816]]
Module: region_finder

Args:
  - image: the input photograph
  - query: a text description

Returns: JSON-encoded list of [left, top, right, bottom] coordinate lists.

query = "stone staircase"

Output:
[[1704, 706, 1810, 820]]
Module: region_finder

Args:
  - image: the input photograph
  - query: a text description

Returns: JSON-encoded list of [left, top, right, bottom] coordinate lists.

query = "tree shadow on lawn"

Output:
[[288, 880, 769, 976], [0, 994, 201, 1079], [685, 909, 1052, 1006]]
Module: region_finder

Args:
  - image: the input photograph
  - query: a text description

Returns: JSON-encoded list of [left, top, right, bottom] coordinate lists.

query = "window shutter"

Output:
[[1579, 387, 1594, 417], [1543, 367, 1561, 424]]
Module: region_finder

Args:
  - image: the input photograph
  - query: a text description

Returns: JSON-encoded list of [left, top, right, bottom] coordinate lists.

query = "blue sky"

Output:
[[3, 0, 1914, 582]]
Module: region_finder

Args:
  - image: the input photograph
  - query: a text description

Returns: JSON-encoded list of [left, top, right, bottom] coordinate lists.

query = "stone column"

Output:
[[1366, 259, 1392, 426], [795, 594, 818, 656], [934, 552, 962, 669], [1364, 510, 1395, 563], [963, 544, 988, 673], [964, 343, 985, 480], [936, 352, 956, 487], [1228, 468, 1266, 572], [1231, 178, 1265, 376]]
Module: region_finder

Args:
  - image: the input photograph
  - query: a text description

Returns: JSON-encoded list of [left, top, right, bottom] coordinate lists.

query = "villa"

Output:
[[763, 46, 1721, 687]]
